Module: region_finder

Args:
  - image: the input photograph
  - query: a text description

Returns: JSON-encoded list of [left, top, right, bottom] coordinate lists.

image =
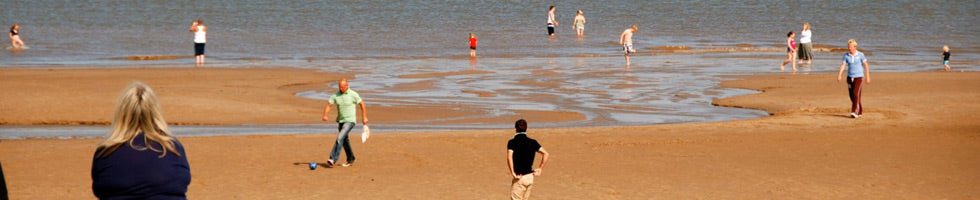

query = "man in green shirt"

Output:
[[322, 78, 368, 167]]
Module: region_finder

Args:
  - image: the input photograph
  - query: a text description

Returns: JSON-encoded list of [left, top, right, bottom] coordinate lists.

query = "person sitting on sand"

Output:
[[9, 24, 24, 49], [507, 119, 550, 200], [91, 82, 191, 199]]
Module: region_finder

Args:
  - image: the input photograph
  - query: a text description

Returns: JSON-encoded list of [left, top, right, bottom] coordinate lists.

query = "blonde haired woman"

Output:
[[91, 82, 190, 199], [837, 39, 870, 119], [798, 23, 813, 64]]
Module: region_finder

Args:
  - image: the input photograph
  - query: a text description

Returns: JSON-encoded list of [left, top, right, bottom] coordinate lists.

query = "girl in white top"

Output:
[[797, 23, 813, 64], [189, 19, 207, 64]]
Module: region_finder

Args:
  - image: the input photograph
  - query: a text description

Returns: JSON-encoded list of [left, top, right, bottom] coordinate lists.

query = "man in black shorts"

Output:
[[507, 119, 550, 200]]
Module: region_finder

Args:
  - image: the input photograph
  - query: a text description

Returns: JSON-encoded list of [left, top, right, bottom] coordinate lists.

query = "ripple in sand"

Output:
[[121, 55, 183, 61], [649, 45, 693, 51], [398, 70, 493, 79], [461, 89, 496, 97]]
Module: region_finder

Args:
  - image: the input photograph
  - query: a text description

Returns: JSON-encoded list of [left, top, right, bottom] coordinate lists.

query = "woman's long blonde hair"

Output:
[[96, 82, 180, 158]]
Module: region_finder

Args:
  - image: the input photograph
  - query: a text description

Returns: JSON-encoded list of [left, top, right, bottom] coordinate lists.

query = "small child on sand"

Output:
[[942, 45, 951, 71], [469, 33, 478, 57]]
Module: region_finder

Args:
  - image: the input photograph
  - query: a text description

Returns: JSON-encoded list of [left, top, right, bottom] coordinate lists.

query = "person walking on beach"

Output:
[[9, 24, 24, 49], [573, 10, 586, 36], [507, 119, 550, 200], [322, 78, 369, 167], [91, 82, 191, 199], [798, 23, 814, 64], [189, 19, 207, 64], [837, 39, 871, 118], [547, 6, 558, 36], [469, 33, 478, 57], [942, 45, 951, 71], [780, 31, 797, 72], [619, 25, 638, 66]]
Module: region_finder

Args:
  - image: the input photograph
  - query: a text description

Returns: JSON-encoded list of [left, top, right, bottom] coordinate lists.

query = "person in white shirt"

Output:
[[797, 23, 813, 64], [189, 19, 208, 65]]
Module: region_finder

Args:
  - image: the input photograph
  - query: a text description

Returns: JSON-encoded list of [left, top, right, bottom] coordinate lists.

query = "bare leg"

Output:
[[625, 54, 630, 66], [780, 52, 791, 71], [791, 53, 797, 73]]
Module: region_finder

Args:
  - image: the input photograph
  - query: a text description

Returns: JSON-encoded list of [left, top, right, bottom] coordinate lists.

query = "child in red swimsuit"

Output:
[[469, 33, 478, 57]]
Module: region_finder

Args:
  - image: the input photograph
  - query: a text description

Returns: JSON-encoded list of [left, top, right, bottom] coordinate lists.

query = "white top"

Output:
[[547, 11, 556, 25], [193, 25, 206, 43], [799, 30, 812, 44]]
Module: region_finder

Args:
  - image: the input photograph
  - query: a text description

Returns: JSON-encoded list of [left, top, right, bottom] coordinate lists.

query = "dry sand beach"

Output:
[[1, 68, 979, 199]]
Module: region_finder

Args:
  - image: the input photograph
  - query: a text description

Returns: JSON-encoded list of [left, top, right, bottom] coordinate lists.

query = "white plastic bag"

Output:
[[361, 125, 371, 143]]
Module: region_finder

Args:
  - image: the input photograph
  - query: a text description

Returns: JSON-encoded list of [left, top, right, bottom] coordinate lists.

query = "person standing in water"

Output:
[[547, 6, 558, 36], [469, 33, 478, 57], [572, 10, 586, 36], [780, 31, 797, 72], [189, 19, 207, 65], [942, 45, 951, 71], [9, 24, 24, 49], [797, 23, 814, 64], [619, 25, 638, 66]]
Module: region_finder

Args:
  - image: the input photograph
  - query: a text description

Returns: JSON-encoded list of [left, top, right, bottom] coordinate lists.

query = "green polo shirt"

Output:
[[329, 89, 362, 123]]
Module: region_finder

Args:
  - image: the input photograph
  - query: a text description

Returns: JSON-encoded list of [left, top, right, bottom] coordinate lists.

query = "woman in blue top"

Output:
[[92, 82, 191, 199], [837, 39, 871, 118]]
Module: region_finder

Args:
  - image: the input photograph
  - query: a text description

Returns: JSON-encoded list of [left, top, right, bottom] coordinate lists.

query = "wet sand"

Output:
[[1, 69, 977, 199], [0, 67, 582, 126]]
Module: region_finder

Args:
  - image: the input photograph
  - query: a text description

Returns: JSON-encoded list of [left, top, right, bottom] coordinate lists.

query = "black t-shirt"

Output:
[[507, 133, 541, 175], [943, 52, 951, 61]]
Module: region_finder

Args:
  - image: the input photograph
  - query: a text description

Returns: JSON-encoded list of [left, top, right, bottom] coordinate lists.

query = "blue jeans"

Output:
[[329, 122, 356, 163]]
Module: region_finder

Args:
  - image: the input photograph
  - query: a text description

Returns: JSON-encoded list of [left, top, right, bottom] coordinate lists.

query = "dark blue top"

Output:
[[91, 133, 190, 200]]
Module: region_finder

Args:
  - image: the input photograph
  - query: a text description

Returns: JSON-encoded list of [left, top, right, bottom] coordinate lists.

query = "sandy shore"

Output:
[[0, 67, 583, 125], [1, 70, 979, 199]]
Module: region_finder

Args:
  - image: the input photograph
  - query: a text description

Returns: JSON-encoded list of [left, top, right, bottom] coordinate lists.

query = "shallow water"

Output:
[[1, 0, 978, 64]]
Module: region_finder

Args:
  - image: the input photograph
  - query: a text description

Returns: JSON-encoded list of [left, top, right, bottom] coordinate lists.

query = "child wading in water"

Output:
[[573, 10, 586, 36], [780, 31, 797, 72], [942, 45, 951, 71], [469, 33, 478, 57], [619, 25, 637, 66]]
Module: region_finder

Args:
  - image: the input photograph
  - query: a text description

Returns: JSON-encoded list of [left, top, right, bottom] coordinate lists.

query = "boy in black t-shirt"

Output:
[[507, 119, 550, 200]]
